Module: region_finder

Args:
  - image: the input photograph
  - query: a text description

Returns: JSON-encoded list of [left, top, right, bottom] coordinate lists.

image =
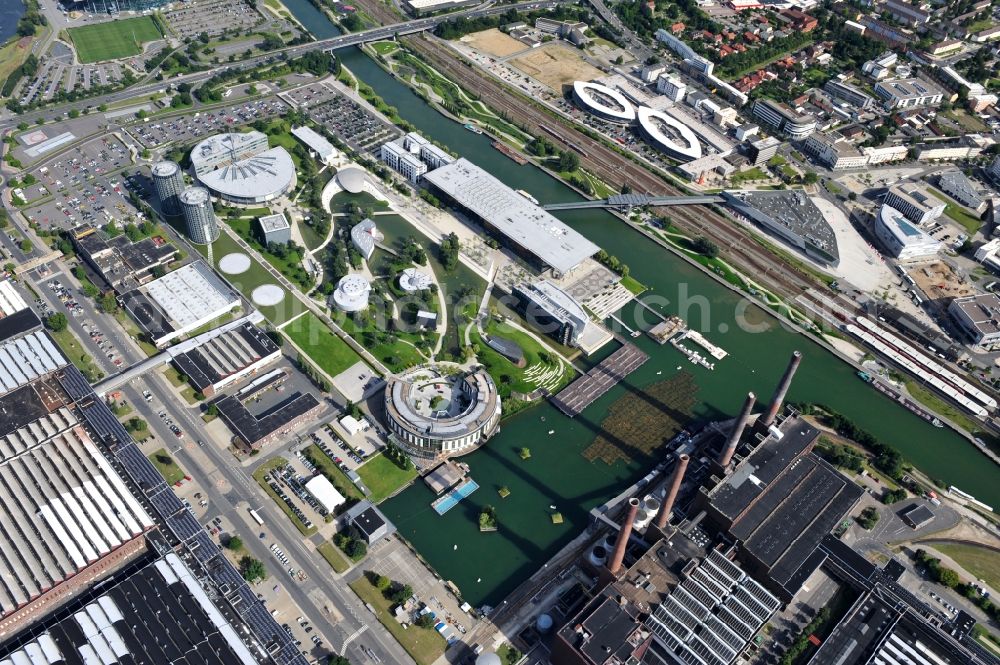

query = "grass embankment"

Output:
[[48, 326, 104, 382], [68, 16, 162, 63], [356, 453, 418, 503], [923, 541, 1000, 591], [928, 188, 983, 235], [162, 365, 199, 405], [317, 541, 351, 573], [283, 312, 362, 379], [253, 457, 317, 536], [148, 449, 185, 485], [349, 576, 446, 665]]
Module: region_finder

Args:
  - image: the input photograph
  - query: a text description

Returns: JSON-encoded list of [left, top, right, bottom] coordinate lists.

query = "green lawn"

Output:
[[620, 275, 647, 295], [48, 326, 104, 383], [928, 189, 983, 235], [925, 541, 1000, 590], [253, 457, 317, 536], [69, 17, 162, 63], [283, 312, 363, 379], [731, 167, 768, 184], [317, 541, 351, 573], [349, 576, 446, 665], [356, 453, 418, 503], [148, 449, 185, 485], [303, 444, 365, 502], [370, 40, 398, 55], [195, 228, 305, 324], [473, 316, 575, 398]]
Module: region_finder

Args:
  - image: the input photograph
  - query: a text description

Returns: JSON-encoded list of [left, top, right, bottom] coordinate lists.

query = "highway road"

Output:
[[0, 0, 565, 132]]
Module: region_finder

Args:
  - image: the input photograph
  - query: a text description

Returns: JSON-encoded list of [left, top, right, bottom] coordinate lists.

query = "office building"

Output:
[[178, 187, 219, 245], [151, 160, 184, 216], [380, 141, 428, 183], [722, 190, 839, 266], [884, 183, 946, 225], [975, 237, 1000, 272], [751, 99, 816, 139], [874, 205, 943, 260], [949, 293, 1000, 347], [513, 280, 590, 347], [746, 136, 780, 167], [656, 73, 688, 102], [937, 170, 984, 211], [803, 133, 869, 170], [424, 158, 599, 275], [636, 106, 703, 162], [572, 81, 637, 124], [345, 501, 395, 544], [823, 79, 875, 109], [385, 364, 501, 458], [171, 321, 282, 397], [291, 125, 339, 165], [863, 51, 898, 79], [71, 225, 178, 293], [258, 212, 292, 245], [874, 78, 945, 109]]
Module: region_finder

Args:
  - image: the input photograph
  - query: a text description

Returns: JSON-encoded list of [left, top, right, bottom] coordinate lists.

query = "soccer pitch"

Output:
[[68, 17, 162, 63]]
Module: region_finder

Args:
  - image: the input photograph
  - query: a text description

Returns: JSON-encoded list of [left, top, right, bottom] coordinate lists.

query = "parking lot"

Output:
[[164, 0, 265, 39], [306, 85, 399, 154], [310, 421, 380, 471], [127, 97, 290, 149], [281, 81, 340, 110], [14, 41, 126, 107], [20, 136, 146, 233]]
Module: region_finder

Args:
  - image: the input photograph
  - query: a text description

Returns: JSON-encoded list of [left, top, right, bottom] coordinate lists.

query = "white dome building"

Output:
[[572, 81, 636, 124], [399, 267, 433, 292], [337, 167, 366, 194], [332, 274, 371, 312]]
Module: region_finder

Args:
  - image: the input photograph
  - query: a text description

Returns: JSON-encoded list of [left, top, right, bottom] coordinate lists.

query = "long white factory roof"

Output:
[[0, 281, 27, 318], [637, 106, 703, 161], [144, 261, 240, 331], [198, 146, 295, 201], [0, 329, 65, 396], [573, 81, 637, 122], [0, 409, 153, 616], [424, 158, 599, 274]]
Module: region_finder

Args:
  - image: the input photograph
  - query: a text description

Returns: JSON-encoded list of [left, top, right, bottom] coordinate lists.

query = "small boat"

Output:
[[453, 544, 458, 550], [656, 370, 662, 375], [676, 365, 682, 370], [932, 418, 944, 428], [548, 429, 555, 435], [515, 189, 539, 205], [464, 123, 483, 134], [857, 371, 872, 383], [549, 504, 557, 510]]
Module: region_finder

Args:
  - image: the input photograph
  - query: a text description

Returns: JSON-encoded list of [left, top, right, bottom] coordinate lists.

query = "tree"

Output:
[[692, 236, 719, 258], [19, 239, 32, 253], [346, 538, 367, 559], [99, 293, 119, 314], [558, 150, 580, 172], [937, 567, 961, 588], [226, 536, 243, 551], [327, 657, 353, 665], [44, 312, 68, 332], [206, 402, 219, 417], [374, 573, 391, 591], [803, 171, 819, 185], [240, 556, 267, 583], [415, 613, 435, 628]]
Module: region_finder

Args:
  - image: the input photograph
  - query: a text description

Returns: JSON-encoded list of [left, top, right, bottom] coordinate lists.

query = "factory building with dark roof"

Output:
[[695, 414, 864, 601], [213, 370, 322, 451], [171, 322, 281, 396]]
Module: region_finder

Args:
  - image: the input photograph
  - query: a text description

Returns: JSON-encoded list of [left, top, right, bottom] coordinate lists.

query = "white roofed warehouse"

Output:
[[424, 159, 599, 276], [385, 364, 501, 459]]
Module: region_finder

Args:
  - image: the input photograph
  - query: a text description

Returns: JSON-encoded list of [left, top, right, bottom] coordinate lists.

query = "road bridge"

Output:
[[542, 193, 724, 211]]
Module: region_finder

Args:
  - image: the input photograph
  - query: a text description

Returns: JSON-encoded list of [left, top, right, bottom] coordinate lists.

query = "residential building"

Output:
[[874, 204, 943, 260], [752, 99, 816, 139], [860, 17, 916, 45], [863, 145, 908, 164], [640, 63, 667, 83], [974, 237, 1000, 272], [913, 134, 992, 161], [928, 39, 962, 56], [949, 293, 1000, 347], [780, 8, 818, 31], [884, 0, 930, 25], [884, 182, 946, 225], [874, 78, 944, 108], [938, 170, 984, 211], [862, 51, 898, 79], [823, 79, 875, 109]]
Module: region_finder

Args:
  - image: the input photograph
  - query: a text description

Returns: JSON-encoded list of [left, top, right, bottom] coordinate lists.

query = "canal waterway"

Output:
[[0, 0, 26, 45], [279, 6, 999, 607]]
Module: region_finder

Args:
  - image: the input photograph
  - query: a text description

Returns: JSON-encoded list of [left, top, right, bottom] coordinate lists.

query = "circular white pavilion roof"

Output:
[[572, 81, 636, 122], [399, 267, 433, 292], [333, 274, 370, 312]]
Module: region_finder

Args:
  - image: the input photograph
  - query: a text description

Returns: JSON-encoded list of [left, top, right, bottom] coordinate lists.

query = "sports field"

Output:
[[68, 16, 162, 63]]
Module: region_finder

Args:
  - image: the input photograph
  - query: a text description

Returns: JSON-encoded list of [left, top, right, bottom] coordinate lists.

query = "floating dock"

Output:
[[551, 343, 650, 417], [677, 330, 728, 360], [648, 316, 686, 344], [432, 479, 479, 515]]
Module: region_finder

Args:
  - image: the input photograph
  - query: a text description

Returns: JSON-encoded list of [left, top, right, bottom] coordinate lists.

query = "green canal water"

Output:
[[278, 7, 999, 607]]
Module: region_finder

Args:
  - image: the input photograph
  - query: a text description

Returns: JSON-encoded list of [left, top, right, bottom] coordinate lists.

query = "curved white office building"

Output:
[[874, 204, 942, 260], [385, 364, 501, 458], [197, 147, 296, 205], [572, 81, 636, 124], [636, 106, 703, 162], [332, 274, 371, 312], [399, 268, 433, 292]]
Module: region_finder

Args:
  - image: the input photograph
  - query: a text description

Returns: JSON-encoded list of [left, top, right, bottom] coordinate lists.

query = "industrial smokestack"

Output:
[[607, 498, 640, 576], [654, 454, 690, 529], [761, 351, 801, 429], [719, 392, 756, 469]]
